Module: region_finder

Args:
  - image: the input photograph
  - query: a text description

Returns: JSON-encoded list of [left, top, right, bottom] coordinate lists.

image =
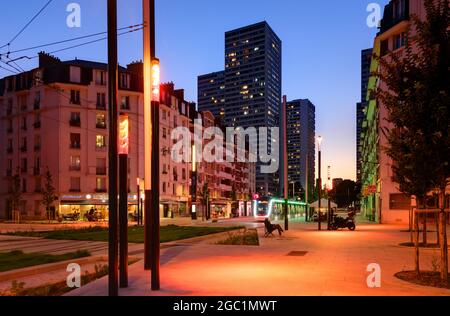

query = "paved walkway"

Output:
[[67, 221, 450, 296]]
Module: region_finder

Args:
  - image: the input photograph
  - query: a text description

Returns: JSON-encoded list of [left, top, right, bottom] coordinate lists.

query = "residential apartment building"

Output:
[[0, 53, 255, 220], [286, 99, 316, 196], [198, 21, 282, 196], [356, 48, 373, 182], [360, 0, 443, 223]]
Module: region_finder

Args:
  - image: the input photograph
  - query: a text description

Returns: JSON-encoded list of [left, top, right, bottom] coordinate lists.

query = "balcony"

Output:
[[96, 167, 107, 175], [70, 143, 81, 150], [69, 119, 81, 127], [69, 189, 81, 193], [33, 121, 41, 129], [96, 122, 107, 129], [69, 165, 81, 172], [96, 104, 107, 111]]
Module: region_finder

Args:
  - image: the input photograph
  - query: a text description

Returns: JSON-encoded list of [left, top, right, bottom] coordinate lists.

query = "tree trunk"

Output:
[[414, 208, 420, 277], [438, 189, 448, 284], [410, 207, 414, 243], [422, 210, 427, 246]]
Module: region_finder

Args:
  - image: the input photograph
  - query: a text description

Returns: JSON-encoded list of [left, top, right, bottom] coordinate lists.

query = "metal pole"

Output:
[[282, 96, 288, 231], [305, 155, 309, 222], [151, 99, 160, 290], [318, 149, 322, 231], [143, 0, 153, 272], [107, 0, 119, 297], [137, 180, 141, 226], [119, 154, 128, 288]]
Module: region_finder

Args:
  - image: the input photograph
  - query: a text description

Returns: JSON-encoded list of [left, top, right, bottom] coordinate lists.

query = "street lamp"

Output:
[[118, 113, 129, 288], [317, 136, 323, 231], [191, 143, 198, 220]]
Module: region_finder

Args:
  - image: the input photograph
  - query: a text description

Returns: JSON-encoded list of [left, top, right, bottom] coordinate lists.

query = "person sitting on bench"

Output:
[[264, 218, 284, 237]]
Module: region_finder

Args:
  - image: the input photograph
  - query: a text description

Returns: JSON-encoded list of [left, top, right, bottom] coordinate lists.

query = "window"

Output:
[[7, 119, 13, 133], [96, 135, 107, 150], [389, 194, 410, 210], [70, 112, 81, 127], [70, 90, 81, 105], [34, 91, 41, 110], [394, 33, 406, 50], [393, 0, 407, 21], [121, 96, 130, 110], [34, 156, 41, 175], [70, 155, 81, 171], [162, 110, 167, 120], [162, 128, 167, 139], [120, 73, 130, 89], [7, 139, 13, 153], [96, 71, 106, 85], [97, 93, 106, 109], [96, 158, 107, 175], [380, 39, 389, 57], [19, 95, 27, 111], [21, 158, 28, 173], [34, 177, 42, 193], [96, 114, 106, 129], [21, 137, 27, 152], [182, 168, 186, 181], [70, 177, 81, 192], [70, 66, 81, 83], [6, 99, 13, 115], [163, 182, 166, 193], [34, 135, 41, 151], [34, 114, 41, 129], [7, 159, 12, 176], [21, 117, 27, 130], [22, 178, 27, 193], [96, 178, 107, 192], [70, 133, 81, 149]]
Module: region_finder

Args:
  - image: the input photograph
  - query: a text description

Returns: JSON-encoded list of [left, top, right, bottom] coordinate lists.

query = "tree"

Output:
[[330, 180, 360, 208], [230, 185, 238, 216], [375, 0, 449, 282], [8, 169, 22, 220], [41, 168, 58, 220], [199, 183, 210, 220]]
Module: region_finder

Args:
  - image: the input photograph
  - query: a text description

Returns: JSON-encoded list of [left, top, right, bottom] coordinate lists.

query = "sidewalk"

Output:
[[68, 222, 450, 296]]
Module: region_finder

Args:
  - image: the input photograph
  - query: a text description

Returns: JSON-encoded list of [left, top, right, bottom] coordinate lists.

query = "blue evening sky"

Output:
[[0, 0, 389, 181]]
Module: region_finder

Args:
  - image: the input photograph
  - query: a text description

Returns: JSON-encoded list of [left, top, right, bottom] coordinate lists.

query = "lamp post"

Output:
[[107, 0, 119, 297], [282, 96, 289, 231], [118, 113, 129, 288], [143, 0, 160, 291], [191, 143, 198, 220], [317, 136, 323, 231], [136, 178, 141, 226]]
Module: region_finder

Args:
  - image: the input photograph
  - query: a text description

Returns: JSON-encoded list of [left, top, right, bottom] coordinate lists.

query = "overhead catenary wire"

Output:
[[0, 24, 144, 57], [4, 27, 144, 65], [0, 0, 54, 50]]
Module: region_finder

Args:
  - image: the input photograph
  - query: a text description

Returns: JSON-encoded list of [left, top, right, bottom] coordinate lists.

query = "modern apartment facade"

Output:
[[360, 0, 438, 224], [0, 53, 254, 220], [356, 48, 373, 182], [286, 99, 316, 196], [198, 21, 282, 196]]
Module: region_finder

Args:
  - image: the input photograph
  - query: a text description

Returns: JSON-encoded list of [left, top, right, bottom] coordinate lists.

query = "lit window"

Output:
[[96, 135, 107, 149]]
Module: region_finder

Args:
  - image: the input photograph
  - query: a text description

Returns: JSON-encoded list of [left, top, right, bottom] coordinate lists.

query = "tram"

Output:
[[252, 196, 307, 221]]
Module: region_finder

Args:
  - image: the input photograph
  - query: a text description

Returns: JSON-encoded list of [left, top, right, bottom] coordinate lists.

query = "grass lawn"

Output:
[[5, 225, 241, 244], [0, 250, 90, 273]]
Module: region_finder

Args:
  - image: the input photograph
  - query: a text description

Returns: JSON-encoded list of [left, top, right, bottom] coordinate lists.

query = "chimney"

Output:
[[38, 52, 61, 68]]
